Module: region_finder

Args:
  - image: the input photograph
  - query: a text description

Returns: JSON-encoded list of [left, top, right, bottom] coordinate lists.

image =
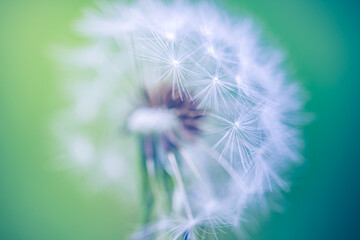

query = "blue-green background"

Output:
[[1, 0, 359, 239]]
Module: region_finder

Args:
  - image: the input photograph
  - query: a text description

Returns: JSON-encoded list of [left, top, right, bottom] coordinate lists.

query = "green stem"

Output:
[[139, 136, 154, 224]]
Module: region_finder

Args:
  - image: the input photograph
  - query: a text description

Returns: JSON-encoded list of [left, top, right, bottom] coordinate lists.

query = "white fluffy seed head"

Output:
[[54, 0, 307, 239]]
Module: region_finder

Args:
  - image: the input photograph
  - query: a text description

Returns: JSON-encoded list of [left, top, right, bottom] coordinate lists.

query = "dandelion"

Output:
[[54, 0, 306, 239]]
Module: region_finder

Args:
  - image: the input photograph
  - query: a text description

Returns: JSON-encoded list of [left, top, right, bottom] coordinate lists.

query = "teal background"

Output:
[[0, 0, 359, 239]]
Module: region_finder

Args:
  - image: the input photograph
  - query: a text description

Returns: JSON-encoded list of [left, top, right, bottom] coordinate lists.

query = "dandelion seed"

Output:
[[54, 0, 307, 239]]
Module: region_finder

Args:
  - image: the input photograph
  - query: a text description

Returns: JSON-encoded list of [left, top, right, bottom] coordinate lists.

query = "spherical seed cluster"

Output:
[[54, 0, 306, 239]]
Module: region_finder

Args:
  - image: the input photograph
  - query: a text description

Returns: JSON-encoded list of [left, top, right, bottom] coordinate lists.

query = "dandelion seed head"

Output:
[[54, 0, 307, 238]]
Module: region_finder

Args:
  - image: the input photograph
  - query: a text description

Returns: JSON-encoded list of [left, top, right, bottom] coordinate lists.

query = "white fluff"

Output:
[[128, 108, 178, 133], [54, 0, 306, 239]]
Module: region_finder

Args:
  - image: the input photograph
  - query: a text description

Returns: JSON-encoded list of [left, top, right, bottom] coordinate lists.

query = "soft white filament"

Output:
[[128, 107, 178, 133]]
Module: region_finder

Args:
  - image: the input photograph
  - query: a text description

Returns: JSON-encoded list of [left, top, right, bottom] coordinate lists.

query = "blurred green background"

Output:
[[0, 0, 359, 239]]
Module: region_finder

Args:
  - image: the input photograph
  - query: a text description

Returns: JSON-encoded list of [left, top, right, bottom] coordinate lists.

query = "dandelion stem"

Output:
[[139, 137, 155, 224], [168, 152, 193, 220]]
